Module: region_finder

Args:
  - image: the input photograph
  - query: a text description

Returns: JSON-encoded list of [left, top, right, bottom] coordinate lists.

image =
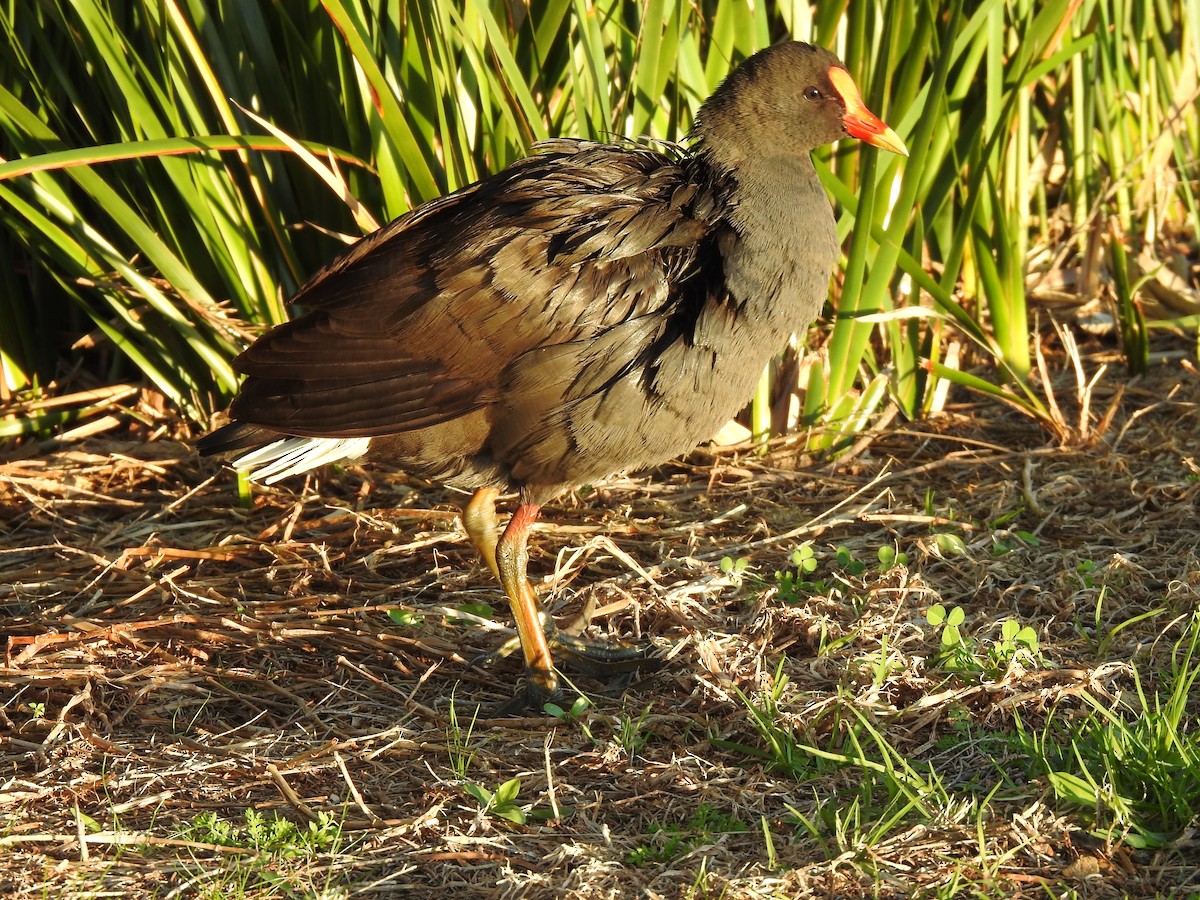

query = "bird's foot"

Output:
[[547, 595, 662, 673], [470, 624, 661, 715], [468, 634, 523, 670], [490, 668, 564, 717], [547, 628, 661, 677], [469, 624, 659, 677]]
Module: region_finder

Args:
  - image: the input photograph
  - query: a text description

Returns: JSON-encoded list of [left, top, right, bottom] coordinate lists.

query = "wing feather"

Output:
[[229, 140, 725, 438]]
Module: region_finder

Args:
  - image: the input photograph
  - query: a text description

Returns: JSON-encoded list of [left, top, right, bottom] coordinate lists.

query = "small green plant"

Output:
[[775, 544, 826, 603], [464, 777, 526, 825], [990, 529, 1039, 556], [760, 815, 779, 871], [1088, 595, 1166, 659], [445, 602, 495, 626], [177, 808, 341, 858], [989, 507, 1022, 529], [627, 829, 687, 866], [926, 606, 1041, 675], [835, 545, 867, 577], [922, 492, 970, 556], [718, 662, 857, 784], [719, 555, 751, 577], [1075, 559, 1100, 589], [720, 665, 947, 855], [932, 707, 1020, 760], [927, 604, 970, 667], [772, 542, 888, 604], [446, 692, 479, 780], [689, 857, 712, 896], [792, 544, 819, 575], [627, 803, 747, 866], [27, 701, 46, 720], [615, 703, 654, 758], [544, 694, 596, 743], [1020, 612, 1200, 850], [876, 545, 908, 570], [991, 619, 1040, 666], [934, 532, 969, 556], [235, 469, 252, 509], [543, 694, 590, 722], [387, 607, 423, 627]]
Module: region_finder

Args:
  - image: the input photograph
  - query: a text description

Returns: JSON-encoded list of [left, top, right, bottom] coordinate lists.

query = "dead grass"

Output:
[[3, 354, 1199, 898]]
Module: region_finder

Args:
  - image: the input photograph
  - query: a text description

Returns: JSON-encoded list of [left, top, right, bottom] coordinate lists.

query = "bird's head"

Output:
[[693, 41, 907, 171]]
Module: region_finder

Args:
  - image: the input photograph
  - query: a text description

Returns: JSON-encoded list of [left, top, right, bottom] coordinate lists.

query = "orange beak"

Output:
[[828, 67, 908, 156]]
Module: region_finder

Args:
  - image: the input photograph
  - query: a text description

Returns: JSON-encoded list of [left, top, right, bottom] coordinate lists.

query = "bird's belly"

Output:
[[506, 316, 784, 492]]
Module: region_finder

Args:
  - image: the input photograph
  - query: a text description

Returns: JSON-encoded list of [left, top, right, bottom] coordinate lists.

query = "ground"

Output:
[[2, 354, 1199, 898]]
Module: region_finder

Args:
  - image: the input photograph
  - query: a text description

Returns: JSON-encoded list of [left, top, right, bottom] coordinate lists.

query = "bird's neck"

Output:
[[719, 154, 840, 328]]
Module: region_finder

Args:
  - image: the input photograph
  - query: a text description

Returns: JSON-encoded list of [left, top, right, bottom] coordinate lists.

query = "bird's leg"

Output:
[[462, 487, 537, 668], [461, 488, 660, 711], [461, 487, 501, 581], [494, 500, 561, 710]]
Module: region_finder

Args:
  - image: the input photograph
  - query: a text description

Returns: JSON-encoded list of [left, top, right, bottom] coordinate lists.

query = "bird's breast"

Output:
[[722, 163, 840, 339]]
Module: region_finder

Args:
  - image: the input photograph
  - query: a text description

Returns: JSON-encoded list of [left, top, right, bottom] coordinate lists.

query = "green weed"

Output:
[[628, 802, 747, 867], [464, 777, 526, 826], [1020, 612, 1200, 850]]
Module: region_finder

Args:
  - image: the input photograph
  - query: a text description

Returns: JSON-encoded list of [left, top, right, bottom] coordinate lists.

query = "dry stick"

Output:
[[1095, 382, 1126, 439], [542, 733, 561, 821], [1021, 457, 1047, 517], [334, 750, 379, 823], [117, 545, 242, 563], [332, 639, 412, 686], [688, 465, 896, 562], [1111, 383, 1185, 453], [899, 445, 1060, 478], [74, 801, 89, 863], [592, 536, 662, 591], [110, 790, 174, 816], [267, 763, 320, 823], [130, 473, 219, 527], [426, 607, 513, 633], [0, 832, 255, 853], [1036, 320, 1067, 433], [861, 512, 977, 531]]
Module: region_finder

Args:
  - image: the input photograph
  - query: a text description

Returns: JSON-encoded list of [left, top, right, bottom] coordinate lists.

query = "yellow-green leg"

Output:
[[462, 486, 501, 581]]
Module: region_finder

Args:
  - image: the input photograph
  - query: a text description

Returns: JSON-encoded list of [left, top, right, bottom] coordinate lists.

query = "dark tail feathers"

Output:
[[197, 421, 280, 457]]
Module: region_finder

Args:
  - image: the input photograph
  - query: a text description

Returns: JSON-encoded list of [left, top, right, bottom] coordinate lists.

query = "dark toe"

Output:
[[548, 630, 661, 677], [490, 669, 564, 716]]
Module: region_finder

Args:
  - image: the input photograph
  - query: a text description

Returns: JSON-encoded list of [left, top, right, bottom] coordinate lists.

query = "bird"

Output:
[[199, 40, 907, 711]]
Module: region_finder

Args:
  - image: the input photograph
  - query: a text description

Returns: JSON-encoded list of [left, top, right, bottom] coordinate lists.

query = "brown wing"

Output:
[[229, 139, 722, 439]]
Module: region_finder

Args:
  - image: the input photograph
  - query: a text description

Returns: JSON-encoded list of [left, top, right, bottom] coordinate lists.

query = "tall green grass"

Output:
[[0, 1, 1196, 440]]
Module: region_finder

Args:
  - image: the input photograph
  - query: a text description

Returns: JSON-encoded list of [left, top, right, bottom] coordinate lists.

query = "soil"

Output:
[[3, 355, 1199, 898]]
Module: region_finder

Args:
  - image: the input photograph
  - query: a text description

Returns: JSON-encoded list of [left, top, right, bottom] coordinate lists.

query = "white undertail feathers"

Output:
[[232, 437, 371, 484]]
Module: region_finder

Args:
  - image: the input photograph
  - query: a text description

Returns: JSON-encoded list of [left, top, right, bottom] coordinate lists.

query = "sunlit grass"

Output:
[[0, 0, 1196, 442]]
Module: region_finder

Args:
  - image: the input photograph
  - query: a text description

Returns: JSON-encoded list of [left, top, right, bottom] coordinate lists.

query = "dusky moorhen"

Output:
[[200, 41, 907, 710]]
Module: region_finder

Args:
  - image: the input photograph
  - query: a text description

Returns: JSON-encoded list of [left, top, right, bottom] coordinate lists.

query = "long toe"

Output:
[[548, 630, 663, 677], [467, 634, 523, 671]]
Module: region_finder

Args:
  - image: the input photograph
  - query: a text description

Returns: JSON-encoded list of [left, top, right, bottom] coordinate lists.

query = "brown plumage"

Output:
[[199, 41, 906, 710]]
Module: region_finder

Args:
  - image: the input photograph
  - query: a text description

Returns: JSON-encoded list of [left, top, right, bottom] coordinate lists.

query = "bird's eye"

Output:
[[803, 87, 822, 101]]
